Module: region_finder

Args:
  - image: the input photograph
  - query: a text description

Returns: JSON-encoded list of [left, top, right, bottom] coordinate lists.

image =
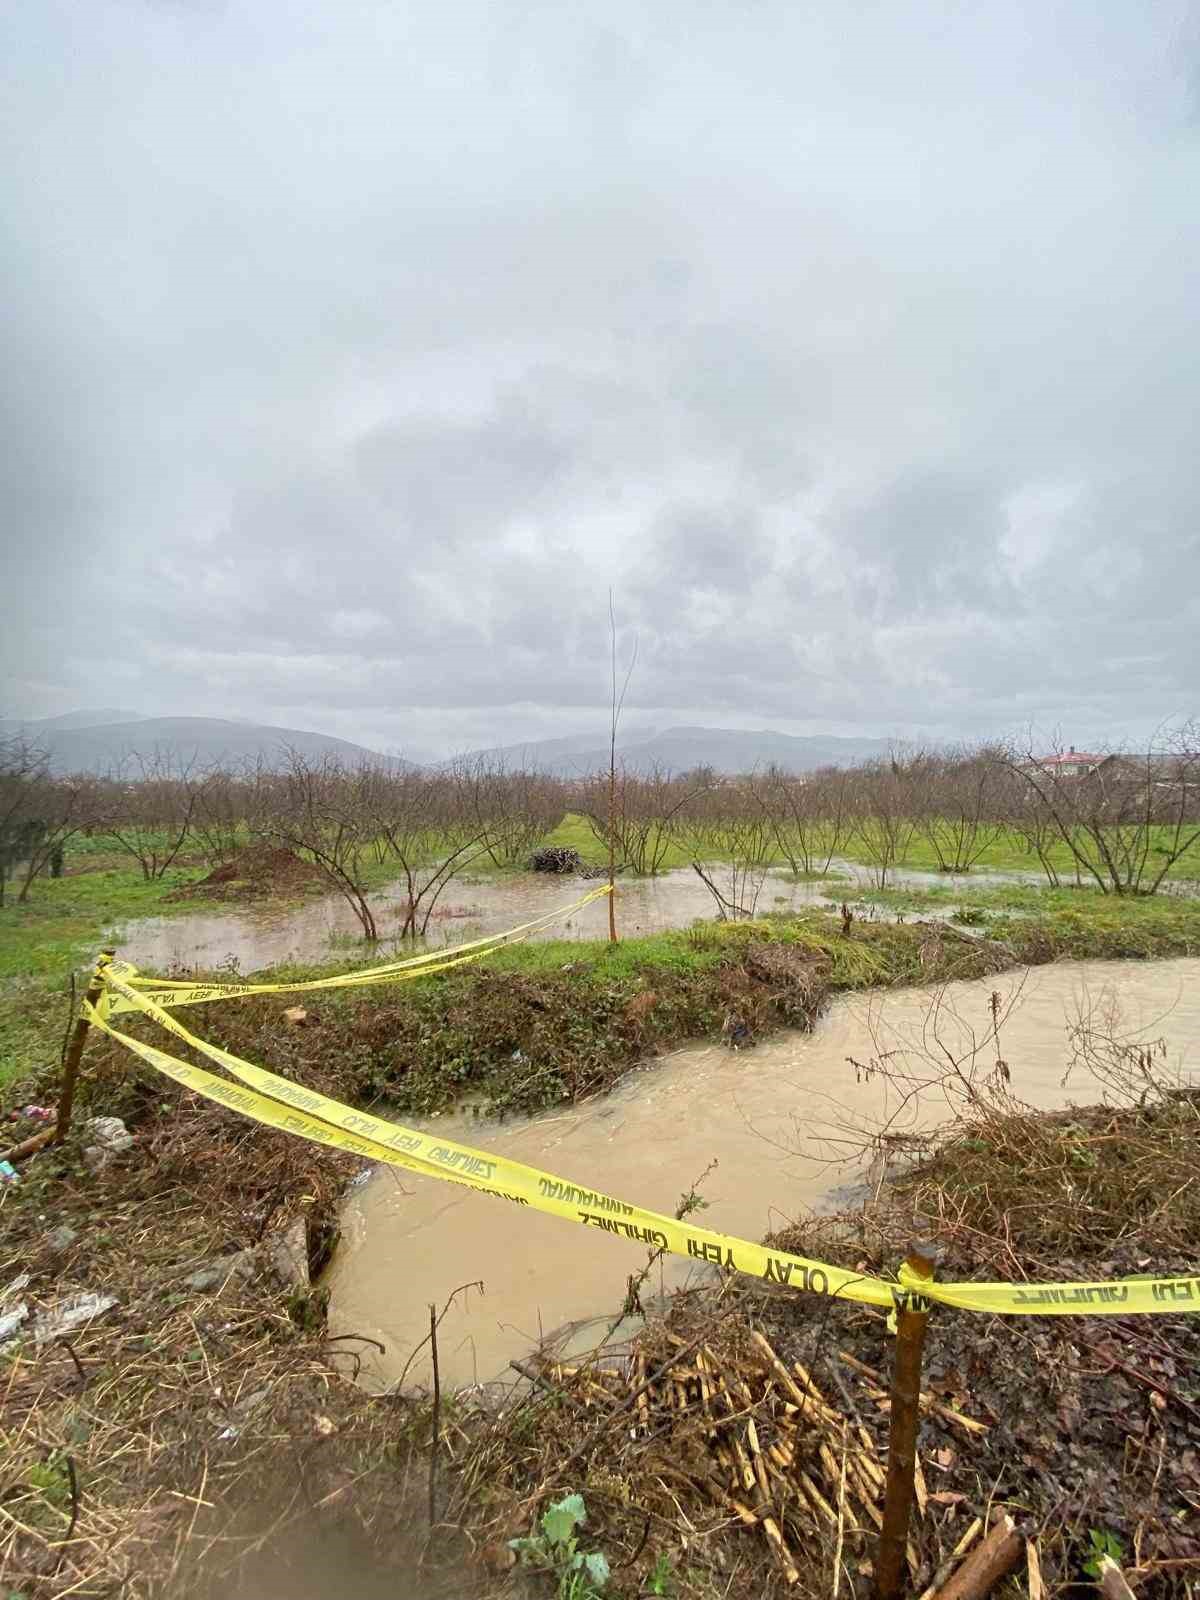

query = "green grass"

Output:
[[534, 812, 611, 866], [528, 815, 1200, 883], [854, 879, 1200, 920], [840, 823, 1200, 881], [0, 863, 212, 1090], [0, 865, 207, 984]]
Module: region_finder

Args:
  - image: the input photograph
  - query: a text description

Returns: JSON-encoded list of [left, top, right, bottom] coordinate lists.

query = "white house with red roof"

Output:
[[1027, 746, 1110, 778]]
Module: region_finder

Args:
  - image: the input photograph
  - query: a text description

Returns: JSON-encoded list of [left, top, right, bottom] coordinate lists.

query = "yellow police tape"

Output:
[[86, 963, 1200, 1319], [101, 885, 615, 1017], [86, 976, 894, 1310]]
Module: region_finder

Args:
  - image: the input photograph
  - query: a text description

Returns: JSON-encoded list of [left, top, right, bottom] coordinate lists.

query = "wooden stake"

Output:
[[428, 1303, 441, 1527], [833, 1423, 849, 1600], [916, 1519, 983, 1600], [762, 1515, 800, 1585], [926, 1512, 1021, 1600], [57, 950, 114, 1144], [875, 1241, 938, 1600], [0, 1126, 58, 1164]]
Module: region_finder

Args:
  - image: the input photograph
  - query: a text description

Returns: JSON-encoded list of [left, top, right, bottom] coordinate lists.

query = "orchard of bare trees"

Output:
[[3, 724, 1198, 937]]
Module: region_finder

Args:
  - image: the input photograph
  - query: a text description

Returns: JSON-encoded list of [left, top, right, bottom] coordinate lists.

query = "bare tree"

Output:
[[259, 751, 382, 938], [98, 750, 207, 880], [605, 596, 638, 941], [685, 778, 775, 919], [580, 763, 707, 876], [1006, 724, 1200, 895], [459, 759, 562, 869], [192, 762, 258, 865], [849, 756, 916, 888], [909, 745, 1007, 873], [0, 735, 51, 907], [751, 763, 851, 878], [371, 764, 496, 939], [14, 770, 102, 901], [1002, 763, 1065, 885]]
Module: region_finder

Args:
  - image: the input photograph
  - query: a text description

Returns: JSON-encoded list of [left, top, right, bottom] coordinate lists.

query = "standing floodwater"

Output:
[[324, 957, 1200, 1392], [111, 859, 1037, 973]]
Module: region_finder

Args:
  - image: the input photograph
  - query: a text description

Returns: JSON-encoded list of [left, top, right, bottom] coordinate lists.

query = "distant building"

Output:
[[1026, 746, 1110, 779]]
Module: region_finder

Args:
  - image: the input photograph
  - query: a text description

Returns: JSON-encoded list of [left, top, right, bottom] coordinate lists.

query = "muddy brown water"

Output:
[[323, 957, 1200, 1393], [113, 860, 1027, 973]]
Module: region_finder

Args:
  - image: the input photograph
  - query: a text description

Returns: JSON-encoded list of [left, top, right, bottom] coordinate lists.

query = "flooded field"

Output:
[[324, 956, 1200, 1393], [112, 860, 1030, 974]]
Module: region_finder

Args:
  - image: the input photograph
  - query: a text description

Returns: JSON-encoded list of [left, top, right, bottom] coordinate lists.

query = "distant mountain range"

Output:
[[1, 714, 410, 776], [5, 710, 897, 778], [458, 725, 895, 776]]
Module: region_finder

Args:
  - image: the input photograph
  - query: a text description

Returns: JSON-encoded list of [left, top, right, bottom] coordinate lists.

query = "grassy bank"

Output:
[[6, 884, 1200, 1107]]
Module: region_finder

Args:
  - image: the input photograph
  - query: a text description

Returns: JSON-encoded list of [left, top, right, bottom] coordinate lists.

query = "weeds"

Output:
[[509, 1493, 611, 1598], [645, 1551, 677, 1595]]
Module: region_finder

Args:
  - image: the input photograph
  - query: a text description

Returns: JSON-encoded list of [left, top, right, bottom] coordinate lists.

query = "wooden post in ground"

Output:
[[56, 949, 114, 1143], [606, 755, 618, 942], [875, 1240, 939, 1600], [428, 1302, 441, 1527]]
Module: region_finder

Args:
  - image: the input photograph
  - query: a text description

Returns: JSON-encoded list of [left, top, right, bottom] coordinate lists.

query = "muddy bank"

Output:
[[325, 956, 1200, 1391]]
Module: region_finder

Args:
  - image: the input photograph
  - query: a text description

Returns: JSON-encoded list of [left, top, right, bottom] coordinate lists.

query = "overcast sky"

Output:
[[4, 1, 1198, 759]]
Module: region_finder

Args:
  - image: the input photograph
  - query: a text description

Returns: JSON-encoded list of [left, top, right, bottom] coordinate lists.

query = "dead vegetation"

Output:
[[0, 1079, 405, 1598], [452, 1105, 1200, 1600]]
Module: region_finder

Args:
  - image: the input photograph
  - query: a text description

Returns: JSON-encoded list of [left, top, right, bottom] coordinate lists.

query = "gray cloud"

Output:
[[3, 0, 1198, 755]]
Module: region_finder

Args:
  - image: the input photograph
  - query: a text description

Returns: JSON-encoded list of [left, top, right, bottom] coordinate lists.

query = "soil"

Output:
[[165, 844, 326, 904]]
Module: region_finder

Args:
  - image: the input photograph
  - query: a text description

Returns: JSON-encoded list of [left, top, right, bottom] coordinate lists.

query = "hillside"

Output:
[[8, 714, 408, 776], [461, 724, 895, 776], [0, 708, 150, 732]]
